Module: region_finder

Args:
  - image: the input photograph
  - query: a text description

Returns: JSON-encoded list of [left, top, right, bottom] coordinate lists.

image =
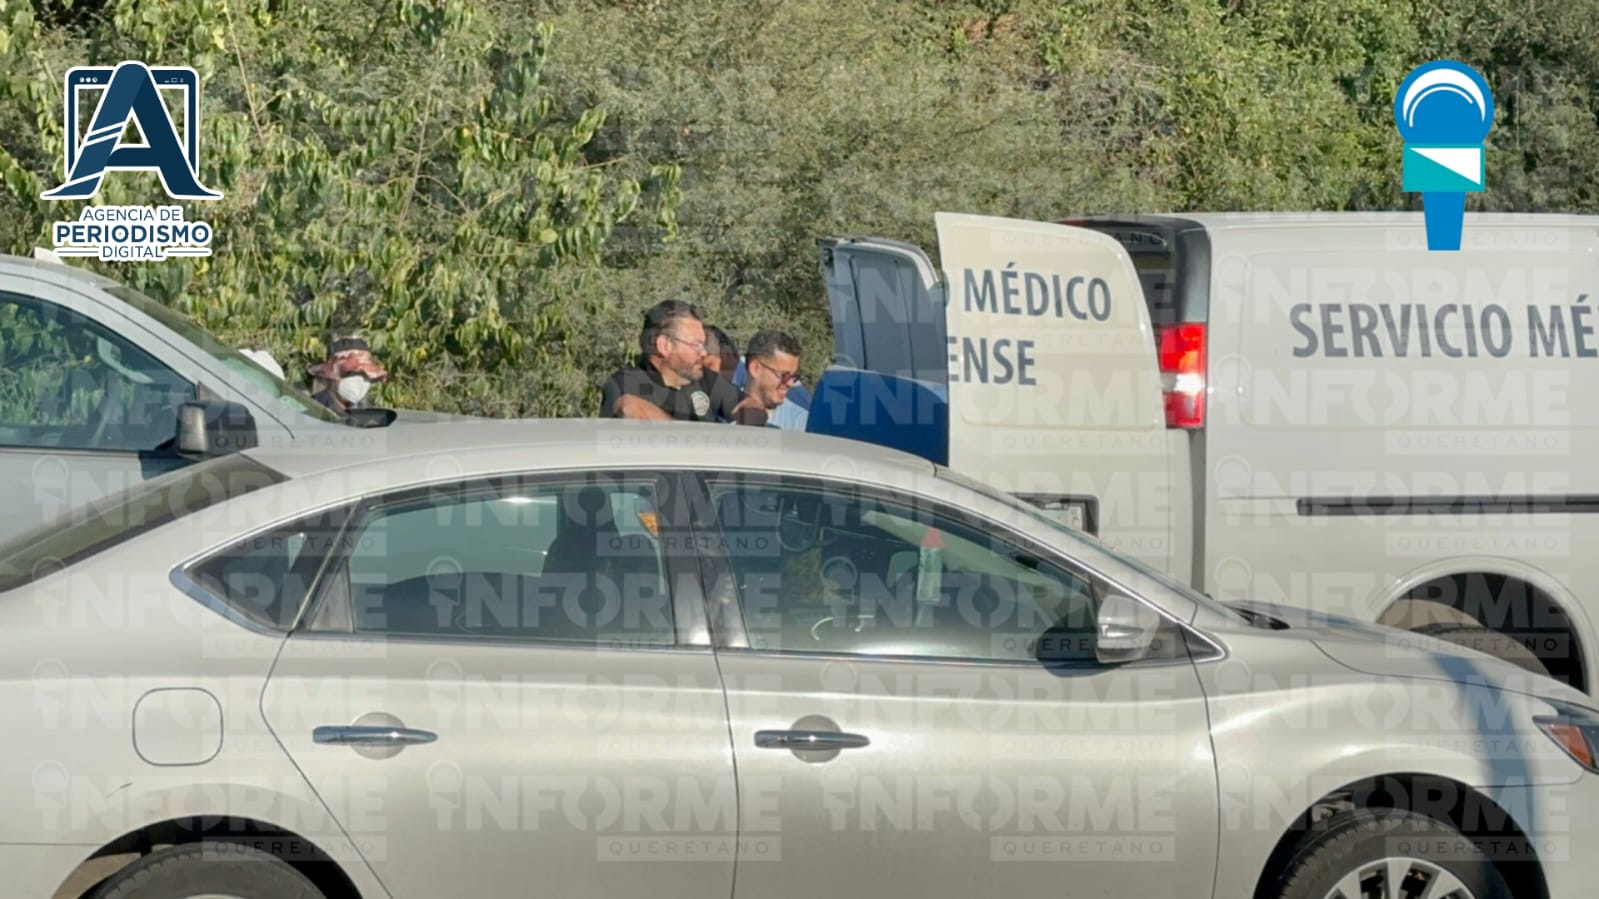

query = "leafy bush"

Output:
[[3, 0, 1597, 416]]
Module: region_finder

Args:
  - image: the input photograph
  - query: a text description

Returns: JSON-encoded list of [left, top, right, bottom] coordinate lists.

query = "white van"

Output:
[[810, 212, 1599, 693]]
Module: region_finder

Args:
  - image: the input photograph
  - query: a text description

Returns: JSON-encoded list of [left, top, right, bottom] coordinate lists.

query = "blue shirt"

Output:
[[732, 360, 811, 429], [767, 400, 809, 431]]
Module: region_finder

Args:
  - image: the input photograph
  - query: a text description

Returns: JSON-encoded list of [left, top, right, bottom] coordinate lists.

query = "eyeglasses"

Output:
[[666, 334, 711, 354], [754, 358, 801, 386]]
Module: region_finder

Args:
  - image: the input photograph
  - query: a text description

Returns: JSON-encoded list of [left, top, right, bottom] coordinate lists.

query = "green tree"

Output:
[[7, 0, 1599, 418], [0, 0, 679, 415], [530, 0, 1173, 390]]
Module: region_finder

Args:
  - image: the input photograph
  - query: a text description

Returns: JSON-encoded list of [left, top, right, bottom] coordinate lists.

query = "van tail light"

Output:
[[1157, 323, 1206, 429]]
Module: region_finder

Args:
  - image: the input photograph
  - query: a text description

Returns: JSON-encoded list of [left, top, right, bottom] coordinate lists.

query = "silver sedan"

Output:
[[2, 420, 1596, 899]]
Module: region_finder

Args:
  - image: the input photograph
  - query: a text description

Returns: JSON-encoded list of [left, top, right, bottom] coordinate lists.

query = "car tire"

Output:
[[1276, 809, 1511, 899], [92, 842, 324, 899], [1414, 622, 1551, 678]]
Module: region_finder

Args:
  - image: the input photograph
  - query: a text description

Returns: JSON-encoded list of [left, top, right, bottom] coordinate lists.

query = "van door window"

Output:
[[0, 291, 192, 452]]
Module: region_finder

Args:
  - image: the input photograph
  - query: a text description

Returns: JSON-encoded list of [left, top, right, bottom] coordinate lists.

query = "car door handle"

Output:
[[313, 725, 438, 747], [754, 729, 870, 750]]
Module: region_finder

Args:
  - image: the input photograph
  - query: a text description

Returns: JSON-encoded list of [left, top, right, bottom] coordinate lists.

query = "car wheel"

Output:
[[1414, 623, 1550, 678], [92, 842, 324, 899], [1276, 809, 1511, 899]]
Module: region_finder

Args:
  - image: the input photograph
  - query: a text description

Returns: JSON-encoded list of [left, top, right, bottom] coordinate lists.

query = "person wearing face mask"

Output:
[[309, 335, 389, 415]]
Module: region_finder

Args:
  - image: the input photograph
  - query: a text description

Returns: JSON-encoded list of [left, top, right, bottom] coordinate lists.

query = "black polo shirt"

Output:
[[601, 364, 741, 422]]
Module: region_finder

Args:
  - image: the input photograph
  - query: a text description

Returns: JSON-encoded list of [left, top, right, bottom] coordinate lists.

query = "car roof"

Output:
[[0, 253, 124, 288], [245, 418, 939, 483]]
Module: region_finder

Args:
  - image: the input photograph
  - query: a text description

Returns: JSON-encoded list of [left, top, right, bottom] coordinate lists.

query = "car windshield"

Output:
[[933, 464, 1251, 622], [106, 285, 344, 424], [0, 454, 286, 594]]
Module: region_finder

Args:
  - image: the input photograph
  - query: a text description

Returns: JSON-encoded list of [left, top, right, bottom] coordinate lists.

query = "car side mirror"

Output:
[[175, 399, 259, 457], [1095, 593, 1163, 665]]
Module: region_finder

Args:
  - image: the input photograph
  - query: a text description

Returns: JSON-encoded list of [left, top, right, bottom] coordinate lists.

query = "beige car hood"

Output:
[[1226, 600, 1592, 709]]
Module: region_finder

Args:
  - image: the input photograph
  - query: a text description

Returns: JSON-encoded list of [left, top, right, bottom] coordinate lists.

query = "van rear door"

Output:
[[810, 237, 952, 463], [811, 215, 1180, 576], [819, 236, 948, 381], [935, 213, 1175, 573]]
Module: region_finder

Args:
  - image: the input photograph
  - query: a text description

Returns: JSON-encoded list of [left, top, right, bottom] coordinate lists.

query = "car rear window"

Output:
[[184, 503, 351, 631], [0, 454, 286, 593]]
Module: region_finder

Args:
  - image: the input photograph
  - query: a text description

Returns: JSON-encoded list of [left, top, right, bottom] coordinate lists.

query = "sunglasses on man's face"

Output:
[[755, 359, 801, 386]]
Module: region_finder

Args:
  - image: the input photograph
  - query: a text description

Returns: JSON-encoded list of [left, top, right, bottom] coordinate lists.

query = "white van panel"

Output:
[[1200, 221, 1599, 636], [934, 213, 1175, 573]]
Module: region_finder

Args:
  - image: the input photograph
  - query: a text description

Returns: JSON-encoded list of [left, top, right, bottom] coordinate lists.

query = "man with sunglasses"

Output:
[[735, 329, 808, 431], [601, 300, 741, 422]]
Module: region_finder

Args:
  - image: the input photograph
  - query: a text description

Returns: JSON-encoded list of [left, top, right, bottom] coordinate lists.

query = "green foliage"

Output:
[[530, 0, 1174, 397], [1024, 0, 1416, 209], [0, 299, 80, 424], [0, 0, 677, 415], [4, 0, 1599, 416], [0, 297, 129, 428]]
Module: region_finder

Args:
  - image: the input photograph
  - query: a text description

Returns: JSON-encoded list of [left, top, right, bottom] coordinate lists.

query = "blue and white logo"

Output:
[[40, 60, 221, 262], [43, 61, 221, 201], [1394, 61, 1494, 251]]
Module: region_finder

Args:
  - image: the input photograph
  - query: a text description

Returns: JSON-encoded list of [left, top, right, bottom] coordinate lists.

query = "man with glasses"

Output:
[[601, 300, 741, 422], [736, 329, 808, 431]]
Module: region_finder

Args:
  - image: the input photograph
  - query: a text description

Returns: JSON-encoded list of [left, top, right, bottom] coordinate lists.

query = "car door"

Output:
[[0, 285, 195, 542], [261, 470, 737, 899], [691, 470, 1218, 899], [813, 215, 1179, 578]]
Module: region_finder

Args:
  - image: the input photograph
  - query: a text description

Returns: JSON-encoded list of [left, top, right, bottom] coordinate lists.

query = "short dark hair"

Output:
[[706, 326, 735, 357], [745, 329, 800, 364], [639, 300, 703, 357]]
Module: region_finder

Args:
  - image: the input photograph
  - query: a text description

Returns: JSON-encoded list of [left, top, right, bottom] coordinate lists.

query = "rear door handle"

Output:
[[313, 725, 438, 747], [754, 729, 870, 750]]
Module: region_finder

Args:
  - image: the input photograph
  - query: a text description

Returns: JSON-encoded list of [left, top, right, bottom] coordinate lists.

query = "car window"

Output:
[[0, 453, 287, 594], [185, 504, 351, 631], [313, 474, 674, 647], [708, 475, 1184, 664], [0, 291, 194, 451], [105, 285, 344, 424], [933, 463, 1254, 625]]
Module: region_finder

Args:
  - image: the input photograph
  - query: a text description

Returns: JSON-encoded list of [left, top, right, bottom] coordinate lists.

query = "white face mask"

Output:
[[336, 375, 371, 405]]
